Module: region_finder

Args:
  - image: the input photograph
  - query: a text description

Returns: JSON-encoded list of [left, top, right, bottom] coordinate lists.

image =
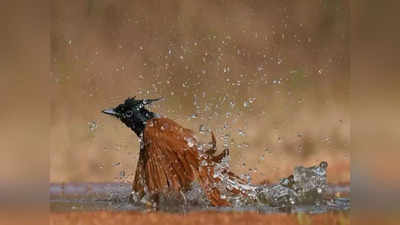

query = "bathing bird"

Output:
[[102, 97, 245, 206]]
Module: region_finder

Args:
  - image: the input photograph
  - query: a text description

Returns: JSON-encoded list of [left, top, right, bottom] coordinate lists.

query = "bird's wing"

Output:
[[133, 118, 199, 194], [133, 117, 231, 206]]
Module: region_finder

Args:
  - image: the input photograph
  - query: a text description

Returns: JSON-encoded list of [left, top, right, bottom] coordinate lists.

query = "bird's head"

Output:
[[102, 97, 162, 136]]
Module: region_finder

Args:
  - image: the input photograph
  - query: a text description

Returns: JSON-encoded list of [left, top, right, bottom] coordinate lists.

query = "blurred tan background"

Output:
[[0, 2, 49, 224], [0, 0, 49, 188], [50, 0, 349, 184]]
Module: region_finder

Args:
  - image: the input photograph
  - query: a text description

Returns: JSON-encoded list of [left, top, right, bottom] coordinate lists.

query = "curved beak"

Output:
[[102, 108, 119, 117]]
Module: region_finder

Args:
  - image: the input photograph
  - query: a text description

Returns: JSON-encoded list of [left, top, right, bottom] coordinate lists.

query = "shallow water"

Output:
[[50, 183, 349, 214], [50, 162, 350, 214]]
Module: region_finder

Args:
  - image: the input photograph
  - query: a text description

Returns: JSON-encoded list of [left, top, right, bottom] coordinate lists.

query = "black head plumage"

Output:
[[102, 97, 162, 136]]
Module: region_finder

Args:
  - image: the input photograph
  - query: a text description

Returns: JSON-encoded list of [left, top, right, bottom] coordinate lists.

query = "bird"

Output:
[[102, 97, 247, 206]]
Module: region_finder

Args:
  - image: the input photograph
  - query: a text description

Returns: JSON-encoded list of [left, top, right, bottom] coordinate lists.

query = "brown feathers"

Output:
[[132, 117, 242, 206]]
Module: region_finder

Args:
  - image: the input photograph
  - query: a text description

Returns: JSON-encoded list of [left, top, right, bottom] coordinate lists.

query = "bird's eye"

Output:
[[124, 110, 133, 118]]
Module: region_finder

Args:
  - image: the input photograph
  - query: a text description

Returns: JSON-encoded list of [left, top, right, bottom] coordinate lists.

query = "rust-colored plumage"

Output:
[[102, 97, 244, 206]]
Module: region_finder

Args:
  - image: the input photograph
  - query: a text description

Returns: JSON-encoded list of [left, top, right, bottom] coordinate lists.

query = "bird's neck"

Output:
[[130, 109, 156, 137]]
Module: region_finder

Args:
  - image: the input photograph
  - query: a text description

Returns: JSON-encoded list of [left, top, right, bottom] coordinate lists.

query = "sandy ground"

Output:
[[3, 210, 400, 225], [49, 211, 350, 225]]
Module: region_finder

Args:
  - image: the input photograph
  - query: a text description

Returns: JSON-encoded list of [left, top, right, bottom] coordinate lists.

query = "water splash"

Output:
[[50, 159, 349, 213], [190, 148, 332, 210], [127, 156, 346, 212], [51, 155, 349, 213], [254, 161, 329, 209]]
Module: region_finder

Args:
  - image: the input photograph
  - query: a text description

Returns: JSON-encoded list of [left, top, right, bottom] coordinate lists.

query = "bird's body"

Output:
[[134, 117, 196, 193], [134, 117, 230, 206], [102, 97, 245, 206]]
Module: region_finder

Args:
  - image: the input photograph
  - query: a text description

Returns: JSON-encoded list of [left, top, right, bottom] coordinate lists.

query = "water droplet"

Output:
[[223, 66, 230, 73], [241, 142, 249, 148], [223, 134, 230, 148], [185, 137, 195, 148], [320, 161, 328, 169], [88, 121, 97, 132], [200, 160, 208, 166], [248, 98, 256, 104], [199, 124, 209, 134], [120, 170, 125, 177]]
